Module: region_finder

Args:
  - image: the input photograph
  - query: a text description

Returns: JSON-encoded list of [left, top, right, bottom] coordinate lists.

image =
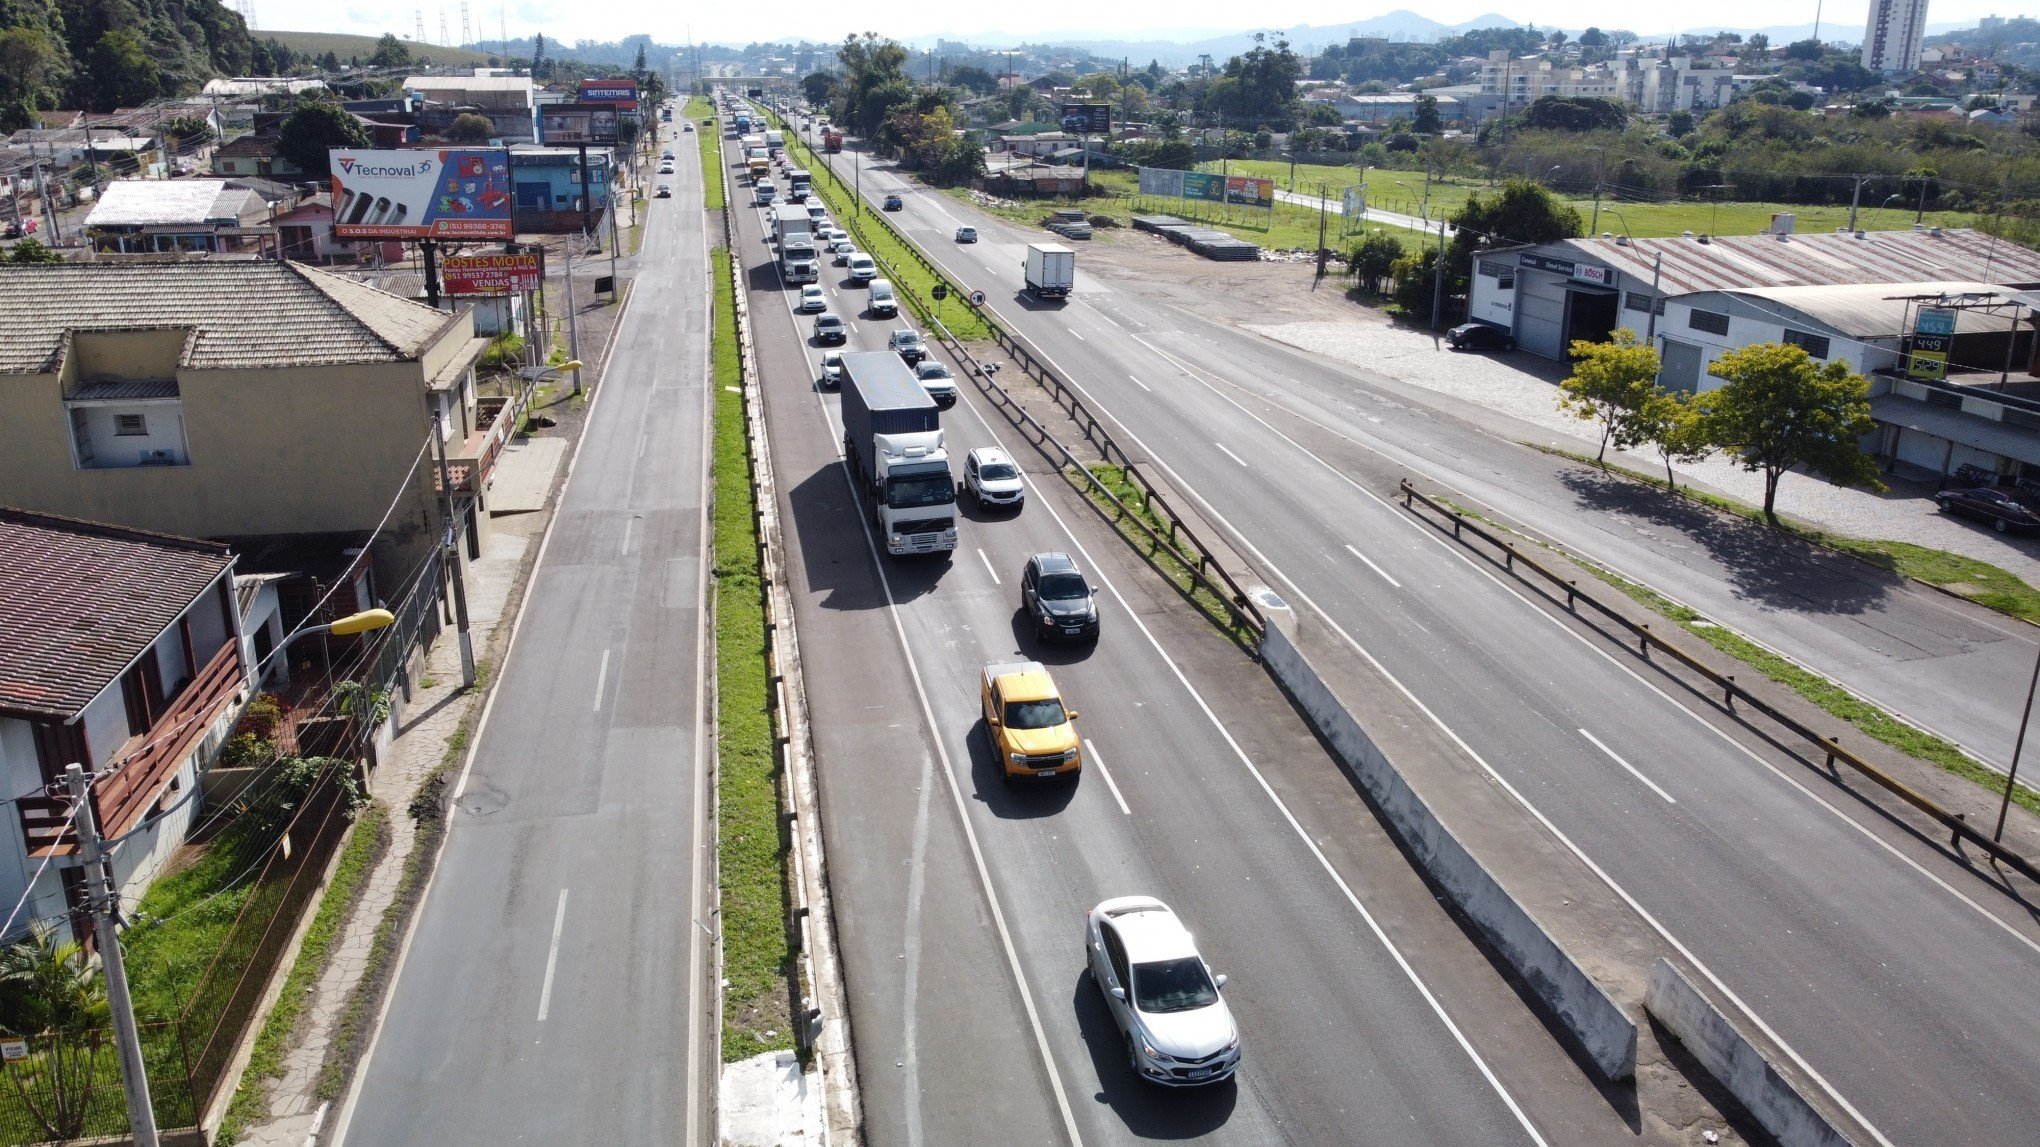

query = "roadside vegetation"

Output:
[[708, 243, 796, 1063], [1077, 464, 1257, 646], [687, 96, 725, 210]]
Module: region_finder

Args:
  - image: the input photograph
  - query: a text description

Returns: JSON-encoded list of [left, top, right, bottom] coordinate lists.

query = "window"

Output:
[[1782, 329, 1831, 359], [115, 413, 147, 436], [1687, 309, 1730, 336], [1625, 292, 1665, 315]]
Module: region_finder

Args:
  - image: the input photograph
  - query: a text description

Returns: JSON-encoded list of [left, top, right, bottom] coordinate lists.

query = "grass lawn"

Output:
[[710, 243, 795, 1063], [687, 97, 725, 211]]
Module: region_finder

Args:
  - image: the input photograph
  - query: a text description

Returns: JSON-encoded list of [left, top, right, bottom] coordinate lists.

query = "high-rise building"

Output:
[[1862, 0, 1930, 73]]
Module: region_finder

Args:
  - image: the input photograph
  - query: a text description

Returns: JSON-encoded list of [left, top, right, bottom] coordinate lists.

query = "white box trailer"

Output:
[[1023, 243, 1075, 299]]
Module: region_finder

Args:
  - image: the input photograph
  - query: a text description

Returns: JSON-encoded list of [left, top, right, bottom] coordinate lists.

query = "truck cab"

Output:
[[981, 661, 1082, 783], [840, 352, 958, 556]]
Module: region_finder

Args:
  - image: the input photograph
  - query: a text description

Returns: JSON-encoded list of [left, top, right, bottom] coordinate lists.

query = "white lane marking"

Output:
[[943, 365, 1545, 1146], [1084, 739, 1132, 816], [593, 648, 611, 711], [1345, 544, 1402, 589], [621, 516, 637, 555], [536, 888, 570, 1021], [1099, 313, 1121, 328], [976, 547, 1001, 584], [1129, 374, 1151, 392], [1069, 330, 1085, 341], [1580, 729, 1677, 804], [1120, 334, 1907, 1145], [1213, 442, 1248, 467]]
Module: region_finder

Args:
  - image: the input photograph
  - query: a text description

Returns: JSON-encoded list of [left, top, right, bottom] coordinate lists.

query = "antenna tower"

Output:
[[415, 7, 425, 44], [234, 0, 257, 30], [460, 1, 471, 47], [438, 6, 450, 47], [499, 7, 508, 54]]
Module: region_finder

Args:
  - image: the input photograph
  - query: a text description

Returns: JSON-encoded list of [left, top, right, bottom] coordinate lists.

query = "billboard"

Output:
[[443, 253, 542, 296], [331, 149, 513, 240], [1138, 166, 1273, 209], [578, 77, 639, 109], [1060, 102, 1112, 135], [1224, 175, 1274, 208], [1138, 166, 1185, 198], [540, 103, 621, 145], [1907, 306, 1955, 380]]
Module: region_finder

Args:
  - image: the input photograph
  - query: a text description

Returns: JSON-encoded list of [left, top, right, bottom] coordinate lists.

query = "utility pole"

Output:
[[563, 241, 583, 395], [1644, 249, 1665, 344], [1315, 180, 1329, 284], [1845, 172, 1868, 233], [1915, 174, 1929, 225], [67, 765, 160, 1147], [430, 410, 477, 687], [1430, 220, 1447, 332]]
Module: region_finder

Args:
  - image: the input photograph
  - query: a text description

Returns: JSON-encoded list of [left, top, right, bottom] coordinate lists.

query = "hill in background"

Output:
[[264, 30, 498, 69]]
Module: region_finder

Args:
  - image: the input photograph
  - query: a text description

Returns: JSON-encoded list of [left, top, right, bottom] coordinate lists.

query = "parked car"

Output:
[[964, 447, 1024, 510], [955, 226, 978, 243], [883, 193, 903, 210], [1085, 897, 1239, 1086], [818, 350, 845, 388], [1446, 322, 1514, 352], [888, 328, 926, 364], [1020, 552, 1097, 641], [1933, 486, 2040, 533], [798, 284, 827, 312], [915, 360, 959, 408], [812, 312, 846, 345]]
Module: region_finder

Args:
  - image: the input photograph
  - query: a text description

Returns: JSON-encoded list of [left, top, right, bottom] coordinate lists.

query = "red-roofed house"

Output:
[[0, 508, 246, 943]]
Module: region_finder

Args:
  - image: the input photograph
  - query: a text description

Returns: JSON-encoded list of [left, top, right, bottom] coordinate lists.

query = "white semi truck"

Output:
[[840, 351, 958, 557]]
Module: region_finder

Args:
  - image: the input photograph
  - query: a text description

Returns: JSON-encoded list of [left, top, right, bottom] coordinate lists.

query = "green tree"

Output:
[[1784, 38, 1825, 61], [1698, 342, 1882, 523], [321, 50, 342, 71], [1447, 180, 1581, 306], [1389, 245, 1442, 320], [530, 33, 547, 80], [369, 32, 411, 69], [0, 925, 109, 1139], [1745, 33, 1771, 56], [1412, 93, 1442, 134], [801, 70, 835, 106], [1667, 108, 1695, 135], [6, 237, 64, 264], [1640, 388, 1713, 490], [447, 112, 495, 142], [0, 27, 66, 133], [1348, 229, 1404, 293], [277, 97, 372, 178], [85, 29, 157, 112], [1521, 95, 1628, 132], [948, 64, 998, 96], [1558, 329, 1662, 461]]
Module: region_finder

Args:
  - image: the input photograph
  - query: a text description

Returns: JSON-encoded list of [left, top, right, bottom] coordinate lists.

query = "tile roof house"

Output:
[[0, 260, 496, 590], [0, 508, 246, 942], [210, 134, 305, 180]]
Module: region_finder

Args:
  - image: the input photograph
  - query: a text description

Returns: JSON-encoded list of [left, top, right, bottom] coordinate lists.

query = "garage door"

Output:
[[1515, 270, 1568, 359], [1661, 339, 1703, 394]]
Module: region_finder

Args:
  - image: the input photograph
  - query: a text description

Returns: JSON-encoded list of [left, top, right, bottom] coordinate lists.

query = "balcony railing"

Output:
[[442, 395, 519, 495], [19, 641, 246, 856]]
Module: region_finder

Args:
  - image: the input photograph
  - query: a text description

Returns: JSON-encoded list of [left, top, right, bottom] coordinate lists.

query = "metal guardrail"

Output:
[[1398, 478, 2040, 885], [768, 108, 1266, 638]]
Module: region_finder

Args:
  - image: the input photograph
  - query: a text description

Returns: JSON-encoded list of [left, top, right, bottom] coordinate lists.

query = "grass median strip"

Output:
[[771, 112, 992, 341], [1077, 463, 1256, 646], [687, 96, 724, 211], [710, 244, 796, 1062]]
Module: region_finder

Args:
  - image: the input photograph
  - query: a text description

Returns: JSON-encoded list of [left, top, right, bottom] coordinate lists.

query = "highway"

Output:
[[807, 123, 2040, 1146], [334, 122, 716, 1144], [721, 124, 1634, 1144]]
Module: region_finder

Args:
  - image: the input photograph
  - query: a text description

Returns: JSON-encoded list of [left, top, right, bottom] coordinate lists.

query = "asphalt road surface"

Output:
[[813, 125, 2040, 1146], [724, 124, 1650, 1145], [335, 124, 716, 1146]]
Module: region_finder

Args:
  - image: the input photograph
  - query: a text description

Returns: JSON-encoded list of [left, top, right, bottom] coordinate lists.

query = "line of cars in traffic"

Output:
[[734, 92, 1242, 1089]]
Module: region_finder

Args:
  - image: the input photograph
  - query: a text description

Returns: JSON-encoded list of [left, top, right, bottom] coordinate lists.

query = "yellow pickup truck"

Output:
[[981, 661, 1082, 784]]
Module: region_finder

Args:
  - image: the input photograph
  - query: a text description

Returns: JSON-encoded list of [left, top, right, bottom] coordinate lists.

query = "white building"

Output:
[[1863, 0, 1932, 73], [1621, 56, 1753, 114]]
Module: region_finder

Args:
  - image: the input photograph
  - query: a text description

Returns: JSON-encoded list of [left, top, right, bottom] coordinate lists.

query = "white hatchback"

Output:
[[1086, 896, 1240, 1087], [798, 284, 826, 312]]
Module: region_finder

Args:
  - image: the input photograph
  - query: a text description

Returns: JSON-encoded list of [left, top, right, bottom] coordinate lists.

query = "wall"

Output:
[[0, 720, 68, 941], [1260, 614, 1638, 1082], [70, 400, 189, 467], [1468, 260, 1516, 328]]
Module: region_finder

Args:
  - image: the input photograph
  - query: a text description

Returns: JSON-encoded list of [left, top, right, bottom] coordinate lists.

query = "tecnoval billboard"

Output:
[[330, 149, 514, 240]]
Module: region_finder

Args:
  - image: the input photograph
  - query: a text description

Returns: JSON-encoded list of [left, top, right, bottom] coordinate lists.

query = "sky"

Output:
[[298, 1, 2006, 51]]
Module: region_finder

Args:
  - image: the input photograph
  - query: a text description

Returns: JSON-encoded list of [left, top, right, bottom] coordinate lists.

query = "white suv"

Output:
[[964, 447, 1024, 509], [1086, 897, 1240, 1086]]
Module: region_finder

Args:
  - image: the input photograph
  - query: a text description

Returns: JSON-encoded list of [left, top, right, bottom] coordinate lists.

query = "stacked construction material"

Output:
[[1129, 215, 1260, 261]]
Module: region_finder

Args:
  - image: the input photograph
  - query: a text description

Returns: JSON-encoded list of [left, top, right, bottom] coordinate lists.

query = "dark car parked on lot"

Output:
[[1933, 486, 2040, 534], [1446, 322, 1514, 352]]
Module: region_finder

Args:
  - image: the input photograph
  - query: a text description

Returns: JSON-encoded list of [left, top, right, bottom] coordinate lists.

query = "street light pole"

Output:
[[1430, 220, 1447, 332], [67, 764, 159, 1147], [1996, 643, 2040, 842], [563, 242, 584, 396]]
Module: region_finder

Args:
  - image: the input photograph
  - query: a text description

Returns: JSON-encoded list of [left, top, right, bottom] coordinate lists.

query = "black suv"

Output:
[[1021, 553, 1100, 642]]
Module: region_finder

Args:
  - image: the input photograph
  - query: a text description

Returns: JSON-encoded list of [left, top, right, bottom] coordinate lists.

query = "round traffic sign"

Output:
[[969, 290, 987, 306], [931, 283, 949, 301]]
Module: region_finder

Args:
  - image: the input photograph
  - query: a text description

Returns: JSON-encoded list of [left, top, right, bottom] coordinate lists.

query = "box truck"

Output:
[[1023, 243, 1076, 299], [840, 352, 958, 556]]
